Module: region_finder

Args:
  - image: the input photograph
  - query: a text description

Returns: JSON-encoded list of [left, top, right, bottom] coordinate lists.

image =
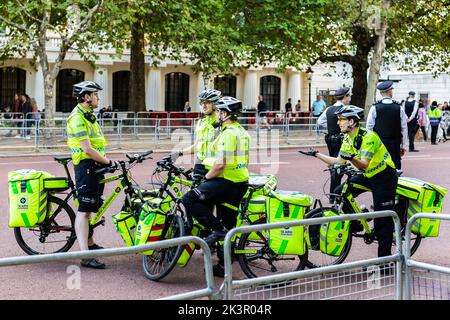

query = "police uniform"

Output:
[[366, 80, 407, 170], [334, 126, 398, 257], [194, 114, 221, 176], [182, 121, 250, 232], [67, 104, 107, 212], [318, 87, 350, 198], [404, 91, 419, 151]]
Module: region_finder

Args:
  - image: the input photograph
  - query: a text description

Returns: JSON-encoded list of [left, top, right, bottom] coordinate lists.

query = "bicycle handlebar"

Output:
[[94, 150, 153, 175], [155, 157, 193, 181], [325, 163, 363, 177]]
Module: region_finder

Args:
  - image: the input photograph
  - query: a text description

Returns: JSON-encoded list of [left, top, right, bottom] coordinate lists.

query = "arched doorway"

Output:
[[113, 71, 130, 111], [0, 67, 26, 109], [260, 76, 281, 111], [214, 75, 237, 97], [165, 72, 189, 111], [56, 69, 85, 112]]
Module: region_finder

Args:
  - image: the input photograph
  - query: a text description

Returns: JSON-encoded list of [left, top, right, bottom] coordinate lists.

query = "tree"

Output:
[[222, 0, 450, 112], [0, 0, 132, 133]]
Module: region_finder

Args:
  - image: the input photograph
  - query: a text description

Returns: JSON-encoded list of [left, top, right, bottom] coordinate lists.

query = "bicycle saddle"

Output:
[[246, 181, 266, 190], [54, 156, 72, 164]]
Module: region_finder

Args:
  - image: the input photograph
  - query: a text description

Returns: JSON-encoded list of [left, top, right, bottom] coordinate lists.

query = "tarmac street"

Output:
[[0, 140, 449, 299]]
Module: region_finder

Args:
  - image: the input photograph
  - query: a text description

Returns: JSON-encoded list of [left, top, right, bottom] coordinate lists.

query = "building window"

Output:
[[113, 71, 130, 111], [214, 75, 237, 97], [165, 72, 189, 112], [260, 76, 281, 111], [56, 69, 85, 112], [0, 67, 26, 109]]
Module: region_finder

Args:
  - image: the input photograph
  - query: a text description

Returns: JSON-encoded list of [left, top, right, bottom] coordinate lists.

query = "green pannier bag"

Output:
[[135, 199, 169, 255], [266, 190, 313, 255], [236, 194, 268, 241], [112, 211, 137, 247], [8, 169, 54, 227], [397, 177, 448, 237], [319, 211, 350, 256]]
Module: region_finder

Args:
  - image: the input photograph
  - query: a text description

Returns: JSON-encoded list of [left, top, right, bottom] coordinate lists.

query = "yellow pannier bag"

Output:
[[266, 190, 312, 255], [112, 211, 137, 247], [319, 211, 350, 256], [397, 177, 448, 237], [236, 195, 267, 241], [176, 225, 201, 267], [8, 169, 54, 227], [135, 201, 167, 255]]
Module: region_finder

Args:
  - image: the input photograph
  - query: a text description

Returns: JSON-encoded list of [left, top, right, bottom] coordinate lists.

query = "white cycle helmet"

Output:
[[214, 96, 242, 115], [199, 89, 222, 102]]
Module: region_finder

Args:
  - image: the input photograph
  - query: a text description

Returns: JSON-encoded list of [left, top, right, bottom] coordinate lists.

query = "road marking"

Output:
[[249, 162, 290, 165], [0, 160, 55, 166], [404, 157, 450, 161]]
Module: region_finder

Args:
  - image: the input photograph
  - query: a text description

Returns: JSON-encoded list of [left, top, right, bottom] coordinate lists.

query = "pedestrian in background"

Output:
[[257, 95, 271, 130], [439, 103, 448, 142], [404, 91, 419, 152], [428, 101, 442, 145], [295, 99, 302, 112], [416, 101, 428, 142], [285, 98, 292, 113], [366, 80, 407, 172]]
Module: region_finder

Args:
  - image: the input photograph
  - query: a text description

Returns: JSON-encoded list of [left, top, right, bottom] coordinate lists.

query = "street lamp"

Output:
[[306, 67, 314, 114]]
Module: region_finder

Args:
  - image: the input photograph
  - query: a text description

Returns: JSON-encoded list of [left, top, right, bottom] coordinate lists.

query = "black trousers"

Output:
[[334, 167, 398, 257], [407, 122, 417, 151], [325, 134, 343, 198], [74, 159, 105, 212], [182, 178, 248, 231], [431, 125, 439, 144], [380, 137, 401, 170]]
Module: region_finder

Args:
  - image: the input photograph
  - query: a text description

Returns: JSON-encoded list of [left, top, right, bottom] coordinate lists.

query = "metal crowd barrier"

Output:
[[404, 213, 450, 300], [0, 112, 329, 152], [0, 236, 218, 300], [223, 210, 403, 300]]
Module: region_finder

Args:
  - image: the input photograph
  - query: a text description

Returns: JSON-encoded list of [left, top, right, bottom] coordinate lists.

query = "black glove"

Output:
[[340, 153, 355, 161], [298, 148, 318, 157]]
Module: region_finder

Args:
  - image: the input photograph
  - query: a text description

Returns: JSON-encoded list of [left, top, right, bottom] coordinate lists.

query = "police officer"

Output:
[[404, 91, 419, 152], [366, 80, 407, 172], [318, 87, 352, 199], [181, 96, 250, 276], [300, 105, 398, 263], [171, 89, 222, 176], [67, 81, 115, 269]]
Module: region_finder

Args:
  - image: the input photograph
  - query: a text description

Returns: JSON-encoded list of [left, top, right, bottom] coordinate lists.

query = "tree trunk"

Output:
[[350, 59, 369, 111], [129, 15, 146, 113], [365, 0, 391, 112]]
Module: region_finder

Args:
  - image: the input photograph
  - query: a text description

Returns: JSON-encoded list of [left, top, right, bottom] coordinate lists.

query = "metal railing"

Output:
[[222, 210, 403, 300], [0, 236, 218, 300], [404, 213, 450, 300], [0, 113, 323, 151]]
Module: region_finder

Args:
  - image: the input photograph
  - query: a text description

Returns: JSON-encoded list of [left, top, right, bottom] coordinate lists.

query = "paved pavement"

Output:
[[0, 139, 449, 299]]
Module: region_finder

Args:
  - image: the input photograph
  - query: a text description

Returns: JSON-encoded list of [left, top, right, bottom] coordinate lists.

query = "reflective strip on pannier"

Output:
[[135, 202, 167, 255], [176, 225, 201, 267], [8, 169, 54, 227], [398, 177, 448, 237], [112, 211, 137, 247], [319, 211, 350, 256], [266, 190, 312, 255], [43, 177, 69, 192]]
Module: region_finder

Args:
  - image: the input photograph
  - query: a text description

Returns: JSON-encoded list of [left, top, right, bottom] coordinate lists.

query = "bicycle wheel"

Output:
[[395, 197, 422, 256], [142, 214, 185, 281], [14, 195, 76, 255], [237, 218, 308, 278], [304, 207, 352, 268]]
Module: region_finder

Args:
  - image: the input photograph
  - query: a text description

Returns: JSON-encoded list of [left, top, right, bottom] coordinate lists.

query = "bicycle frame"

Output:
[[339, 181, 373, 234]]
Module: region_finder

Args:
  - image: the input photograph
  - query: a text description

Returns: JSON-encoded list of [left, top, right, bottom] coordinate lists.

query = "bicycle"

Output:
[[139, 157, 308, 281], [304, 163, 423, 268], [14, 150, 154, 255]]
